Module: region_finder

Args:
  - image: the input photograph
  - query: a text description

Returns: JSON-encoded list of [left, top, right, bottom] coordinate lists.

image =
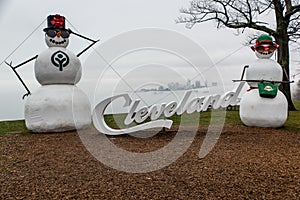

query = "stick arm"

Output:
[[68, 28, 100, 57], [5, 55, 38, 99], [233, 65, 294, 84], [232, 79, 294, 84], [11, 55, 38, 70], [76, 40, 99, 57], [240, 65, 249, 81]]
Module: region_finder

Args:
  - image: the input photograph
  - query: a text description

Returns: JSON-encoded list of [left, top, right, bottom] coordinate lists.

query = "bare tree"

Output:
[[177, 0, 300, 110]]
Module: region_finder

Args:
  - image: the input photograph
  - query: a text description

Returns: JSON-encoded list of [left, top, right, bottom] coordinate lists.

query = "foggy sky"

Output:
[[0, 0, 296, 120]]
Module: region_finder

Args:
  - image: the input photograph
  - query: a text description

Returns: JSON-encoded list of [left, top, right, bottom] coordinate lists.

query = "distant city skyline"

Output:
[[139, 79, 218, 92]]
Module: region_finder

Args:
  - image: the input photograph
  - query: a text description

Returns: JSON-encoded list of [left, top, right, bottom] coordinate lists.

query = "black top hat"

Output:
[[43, 14, 67, 32]]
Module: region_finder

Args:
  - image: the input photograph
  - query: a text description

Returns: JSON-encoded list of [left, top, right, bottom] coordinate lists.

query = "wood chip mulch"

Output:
[[1, 126, 299, 199]]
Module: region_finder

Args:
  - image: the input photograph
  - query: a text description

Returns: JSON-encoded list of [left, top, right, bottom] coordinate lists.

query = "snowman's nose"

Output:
[[56, 31, 61, 37]]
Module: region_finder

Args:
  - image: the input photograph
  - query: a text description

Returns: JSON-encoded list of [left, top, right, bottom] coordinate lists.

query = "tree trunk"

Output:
[[272, 0, 296, 111], [275, 30, 297, 111]]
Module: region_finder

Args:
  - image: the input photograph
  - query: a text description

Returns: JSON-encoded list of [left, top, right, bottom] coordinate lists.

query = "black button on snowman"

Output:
[[7, 14, 99, 132]]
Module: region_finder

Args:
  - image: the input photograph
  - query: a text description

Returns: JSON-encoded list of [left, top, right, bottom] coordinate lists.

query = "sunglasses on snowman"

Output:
[[252, 44, 279, 52], [46, 29, 70, 38]]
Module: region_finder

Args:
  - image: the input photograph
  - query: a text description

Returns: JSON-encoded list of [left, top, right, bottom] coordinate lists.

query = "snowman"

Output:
[[6, 14, 98, 132], [239, 34, 288, 128]]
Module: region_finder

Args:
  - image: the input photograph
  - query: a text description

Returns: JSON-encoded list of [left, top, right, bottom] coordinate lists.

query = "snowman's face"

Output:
[[253, 43, 278, 59], [45, 29, 69, 48]]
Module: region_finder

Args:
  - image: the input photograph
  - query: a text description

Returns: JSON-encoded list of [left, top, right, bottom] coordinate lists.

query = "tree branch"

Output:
[[285, 5, 300, 18]]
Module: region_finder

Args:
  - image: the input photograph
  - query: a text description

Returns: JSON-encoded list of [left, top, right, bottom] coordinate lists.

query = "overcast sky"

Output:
[[0, 0, 297, 121]]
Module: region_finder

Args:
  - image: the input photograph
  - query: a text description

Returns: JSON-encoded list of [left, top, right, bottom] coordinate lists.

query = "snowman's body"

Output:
[[239, 35, 288, 128], [35, 47, 81, 85], [245, 59, 282, 86], [24, 16, 91, 132]]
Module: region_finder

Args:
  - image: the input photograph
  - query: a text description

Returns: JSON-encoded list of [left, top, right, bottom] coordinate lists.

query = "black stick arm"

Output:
[[233, 65, 294, 83], [5, 61, 31, 99], [232, 79, 294, 84], [68, 28, 99, 43], [77, 40, 99, 57], [240, 65, 249, 80], [67, 29, 100, 57], [11, 55, 38, 70]]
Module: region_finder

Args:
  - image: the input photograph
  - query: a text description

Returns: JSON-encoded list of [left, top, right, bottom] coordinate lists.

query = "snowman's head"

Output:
[[44, 29, 70, 48], [43, 14, 70, 48], [251, 34, 279, 59]]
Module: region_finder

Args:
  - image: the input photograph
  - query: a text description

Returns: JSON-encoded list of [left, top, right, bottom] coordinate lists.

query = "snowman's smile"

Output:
[[260, 51, 273, 55], [45, 34, 69, 47], [49, 38, 67, 45]]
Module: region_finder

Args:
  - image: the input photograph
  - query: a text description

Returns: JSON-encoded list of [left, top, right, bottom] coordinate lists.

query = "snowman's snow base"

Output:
[[25, 85, 91, 133], [239, 90, 288, 128]]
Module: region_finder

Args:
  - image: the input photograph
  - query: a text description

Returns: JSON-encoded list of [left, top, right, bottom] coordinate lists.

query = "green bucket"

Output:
[[258, 82, 278, 98]]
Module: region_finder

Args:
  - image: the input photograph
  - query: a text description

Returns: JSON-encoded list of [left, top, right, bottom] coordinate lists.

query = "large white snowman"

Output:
[[9, 14, 97, 132], [239, 34, 288, 128]]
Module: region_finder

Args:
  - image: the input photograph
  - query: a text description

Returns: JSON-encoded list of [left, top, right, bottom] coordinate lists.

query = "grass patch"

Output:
[[283, 110, 300, 132], [104, 108, 243, 129], [0, 120, 31, 136], [1, 102, 300, 136], [281, 101, 300, 132], [104, 106, 300, 132]]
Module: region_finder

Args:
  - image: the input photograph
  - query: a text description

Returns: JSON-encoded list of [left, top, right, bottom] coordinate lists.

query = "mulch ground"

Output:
[[1, 125, 299, 199]]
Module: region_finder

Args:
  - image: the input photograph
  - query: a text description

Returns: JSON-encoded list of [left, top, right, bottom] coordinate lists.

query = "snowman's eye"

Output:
[[254, 43, 278, 53], [268, 45, 277, 51], [46, 30, 56, 38], [61, 31, 70, 38], [255, 46, 263, 52]]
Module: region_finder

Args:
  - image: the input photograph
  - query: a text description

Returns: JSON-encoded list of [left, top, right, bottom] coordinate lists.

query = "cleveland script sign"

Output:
[[92, 82, 245, 135]]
